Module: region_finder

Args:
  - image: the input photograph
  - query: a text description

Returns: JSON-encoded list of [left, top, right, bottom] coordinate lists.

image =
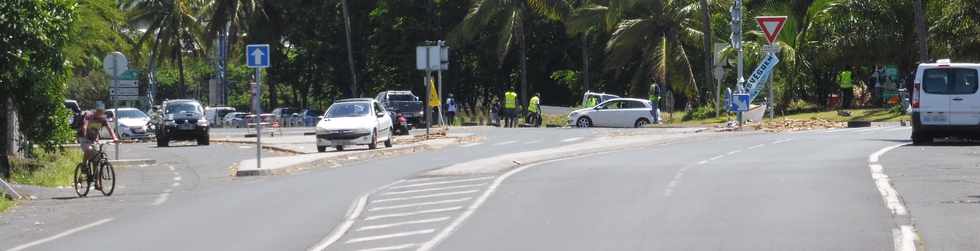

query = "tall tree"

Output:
[[912, 0, 929, 61], [124, 0, 206, 98]]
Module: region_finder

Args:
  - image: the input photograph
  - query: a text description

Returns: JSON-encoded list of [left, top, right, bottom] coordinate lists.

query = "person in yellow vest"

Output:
[[838, 66, 854, 109], [503, 87, 518, 128], [528, 93, 541, 127]]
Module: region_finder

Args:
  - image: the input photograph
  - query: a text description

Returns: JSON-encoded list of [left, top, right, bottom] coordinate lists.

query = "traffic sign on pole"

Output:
[[756, 16, 787, 44], [246, 44, 271, 68]]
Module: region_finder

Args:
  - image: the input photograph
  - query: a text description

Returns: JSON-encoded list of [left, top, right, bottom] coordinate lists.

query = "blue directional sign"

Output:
[[246, 44, 270, 68], [734, 93, 751, 112]]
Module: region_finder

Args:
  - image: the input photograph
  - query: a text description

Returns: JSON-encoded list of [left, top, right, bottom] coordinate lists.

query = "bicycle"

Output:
[[74, 142, 116, 197]]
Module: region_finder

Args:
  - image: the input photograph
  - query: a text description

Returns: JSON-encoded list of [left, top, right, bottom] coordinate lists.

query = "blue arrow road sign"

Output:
[[246, 44, 270, 68], [734, 93, 751, 112]]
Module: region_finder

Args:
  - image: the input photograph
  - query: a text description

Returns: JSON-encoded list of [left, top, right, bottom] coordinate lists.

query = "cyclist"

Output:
[[78, 108, 118, 180]]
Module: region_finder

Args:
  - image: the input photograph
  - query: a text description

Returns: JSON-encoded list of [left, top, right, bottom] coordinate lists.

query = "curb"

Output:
[[108, 159, 157, 167], [234, 142, 442, 177], [209, 139, 307, 155]]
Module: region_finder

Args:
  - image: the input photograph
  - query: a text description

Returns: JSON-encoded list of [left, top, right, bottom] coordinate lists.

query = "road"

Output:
[[1, 125, 977, 251]]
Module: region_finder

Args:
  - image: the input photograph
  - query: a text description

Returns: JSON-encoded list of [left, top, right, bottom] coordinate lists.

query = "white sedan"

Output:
[[315, 98, 394, 152], [568, 98, 659, 128]]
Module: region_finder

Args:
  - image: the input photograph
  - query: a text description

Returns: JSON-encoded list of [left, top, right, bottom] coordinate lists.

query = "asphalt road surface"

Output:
[[1, 125, 977, 251]]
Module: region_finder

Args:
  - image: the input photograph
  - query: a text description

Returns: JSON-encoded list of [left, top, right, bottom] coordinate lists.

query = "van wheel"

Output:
[[634, 118, 650, 128], [317, 146, 326, 152], [912, 131, 932, 145], [157, 132, 169, 147], [335, 145, 344, 151]]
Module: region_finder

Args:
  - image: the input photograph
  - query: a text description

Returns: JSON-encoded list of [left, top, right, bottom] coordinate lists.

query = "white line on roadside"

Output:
[[7, 218, 114, 251], [357, 243, 419, 251], [561, 137, 584, 143], [868, 143, 919, 251], [173, 176, 182, 181], [364, 207, 462, 221], [772, 138, 794, 144], [826, 128, 860, 133], [172, 182, 180, 187], [727, 150, 741, 155], [899, 225, 917, 251], [371, 190, 480, 204], [460, 143, 482, 148], [709, 155, 724, 161], [697, 160, 708, 165], [356, 217, 451, 232], [388, 177, 495, 189], [151, 193, 170, 206], [346, 229, 435, 244], [369, 198, 472, 212], [382, 184, 486, 196], [493, 140, 517, 146], [523, 140, 542, 145], [168, 166, 175, 171]]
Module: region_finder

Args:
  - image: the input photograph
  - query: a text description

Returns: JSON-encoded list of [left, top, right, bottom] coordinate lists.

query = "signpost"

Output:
[[417, 41, 450, 138], [103, 52, 130, 160], [246, 44, 270, 169], [756, 16, 787, 120]]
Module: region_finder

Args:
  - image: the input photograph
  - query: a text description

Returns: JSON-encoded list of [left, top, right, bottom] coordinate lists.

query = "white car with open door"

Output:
[[568, 98, 658, 128], [315, 98, 394, 152], [911, 60, 980, 144]]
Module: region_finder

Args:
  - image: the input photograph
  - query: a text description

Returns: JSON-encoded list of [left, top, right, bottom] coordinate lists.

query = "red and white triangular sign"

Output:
[[756, 16, 787, 44]]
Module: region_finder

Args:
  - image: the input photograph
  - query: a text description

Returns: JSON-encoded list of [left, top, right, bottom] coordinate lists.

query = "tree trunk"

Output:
[[519, 19, 528, 110], [342, 0, 359, 98], [581, 32, 590, 93], [0, 96, 18, 178], [699, 0, 713, 109], [913, 0, 929, 61], [177, 48, 187, 98]]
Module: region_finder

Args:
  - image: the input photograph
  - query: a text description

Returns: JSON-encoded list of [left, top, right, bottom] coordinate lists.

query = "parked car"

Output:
[[911, 60, 980, 144], [376, 91, 424, 128], [110, 108, 153, 140], [64, 100, 82, 126], [269, 107, 298, 126], [315, 98, 393, 152], [156, 99, 210, 147], [205, 106, 236, 128], [568, 98, 658, 128], [223, 112, 249, 128], [298, 109, 322, 127]]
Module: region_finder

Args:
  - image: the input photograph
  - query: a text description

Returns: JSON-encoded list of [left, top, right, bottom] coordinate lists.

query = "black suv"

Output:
[[156, 99, 210, 147]]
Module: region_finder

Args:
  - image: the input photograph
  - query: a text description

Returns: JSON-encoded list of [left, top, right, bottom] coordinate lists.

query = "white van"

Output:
[[912, 60, 980, 144]]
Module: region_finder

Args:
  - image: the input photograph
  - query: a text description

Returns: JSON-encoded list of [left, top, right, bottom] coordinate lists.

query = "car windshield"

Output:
[[116, 109, 148, 119], [388, 94, 416, 101], [325, 102, 371, 118], [166, 103, 201, 114]]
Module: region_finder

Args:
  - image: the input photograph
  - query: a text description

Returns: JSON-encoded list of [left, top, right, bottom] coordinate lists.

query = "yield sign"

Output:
[[756, 16, 787, 44]]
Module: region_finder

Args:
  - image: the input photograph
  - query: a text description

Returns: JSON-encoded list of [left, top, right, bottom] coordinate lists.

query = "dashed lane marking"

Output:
[[172, 182, 180, 187], [369, 198, 472, 212], [7, 218, 114, 251], [364, 207, 462, 221], [523, 140, 542, 145], [357, 243, 419, 251], [371, 190, 480, 204], [344, 229, 435, 244], [708, 155, 724, 161], [151, 193, 170, 206], [388, 177, 495, 189], [381, 184, 486, 196], [492, 141, 517, 146], [356, 217, 452, 232], [561, 137, 584, 143], [748, 144, 766, 150], [772, 138, 794, 144], [727, 150, 741, 155], [460, 143, 482, 148]]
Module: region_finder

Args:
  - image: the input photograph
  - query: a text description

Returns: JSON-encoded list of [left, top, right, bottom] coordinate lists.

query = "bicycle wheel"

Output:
[[73, 163, 90, 197], [98, 160, 116, 196]]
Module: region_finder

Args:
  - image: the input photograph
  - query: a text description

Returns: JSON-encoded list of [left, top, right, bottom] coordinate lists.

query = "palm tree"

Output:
[[203, 0, 263, 45], [452, 0, 570, 107], [124, 0, 206, 98], [601, 0, 702, 101], [564, 1, 607, 94]]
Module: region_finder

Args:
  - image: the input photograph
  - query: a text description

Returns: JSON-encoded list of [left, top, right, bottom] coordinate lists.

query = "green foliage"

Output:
[[785, 99, 821, 114], [10, 148, 83, 187], [682, 105, 717, 121], [0, 196, 12, 213]]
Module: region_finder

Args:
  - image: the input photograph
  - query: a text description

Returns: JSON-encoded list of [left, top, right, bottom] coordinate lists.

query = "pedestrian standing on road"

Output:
[[649, 84, 661, 124], [446, 93, 457, 126], [528, 93, 541, 127], [504, 87, 518, 128], [838, 66, 855, 109]]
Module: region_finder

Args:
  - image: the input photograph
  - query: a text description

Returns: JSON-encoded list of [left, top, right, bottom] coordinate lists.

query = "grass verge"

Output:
[[664, 108, 908, 125], [10, 148, 83, 188], [0, 196, 12, 213]]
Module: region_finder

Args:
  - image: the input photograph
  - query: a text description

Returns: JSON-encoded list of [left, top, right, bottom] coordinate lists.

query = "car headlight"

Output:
[[197, 119, 209, 127]]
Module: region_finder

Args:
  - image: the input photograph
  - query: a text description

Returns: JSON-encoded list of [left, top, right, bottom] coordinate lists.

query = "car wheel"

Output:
[[368, 129, 378, 150], [335, 145, 344, 151], [634, 118, 650, 128], [197, 132, 210, 145], [384, 128, 393, 148], [912, 131, 932, 145], [576, 117, 592, 128], [157, 131, 169, 147], [317, 146, 326, 152]]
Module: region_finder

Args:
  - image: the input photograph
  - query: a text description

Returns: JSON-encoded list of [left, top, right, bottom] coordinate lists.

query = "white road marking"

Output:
[[886, 126, 911, 132], [523, 140, 541, 145], [173, 176, 182, 181], [747, 144, 766, 150], [381, 184, 486, 196], [708, 155, 724, 161], [369, 198, 472, 212], [168, 166, 175, 171], [493, 140, 517, 146], [345, 229, 435, 244], [853, 127, 883, 133], [772, 138, 793, 144], [826, 128, 860, 133], [371, 190, 480, 204], [308, 181, 405, 251], [561, 137, 584, 143], [357, 243, 419, 251], [899, 225, 918, 251], [365, 207, 462, 221], [356, 217, 451, 232], [697, 160, 708, 165], [151, 193, 170, 206], [460, 143, 482, 148], [727, 150, 741, 155], [868, 144, 919, 251], [388, 177, 495, 189], [239, 145, 253, 149], [172, 182, 180, 187], [7, 218, 114, 251]]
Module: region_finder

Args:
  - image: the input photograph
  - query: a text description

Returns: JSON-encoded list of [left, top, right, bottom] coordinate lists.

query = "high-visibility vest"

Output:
[[528, 96, 540, 113], [504, 91, 517, 109], [839, 70, 854, 89], [584, 97, 597, 108]]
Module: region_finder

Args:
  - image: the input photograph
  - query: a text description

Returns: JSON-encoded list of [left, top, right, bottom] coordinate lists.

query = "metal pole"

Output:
[[424, 73, 431, 139], [437, 69, 444, 127], [767, 61, 775, 120], [255, 69, 262, 169], [734, 0, 744, 126], [112, 58, 120, 160]]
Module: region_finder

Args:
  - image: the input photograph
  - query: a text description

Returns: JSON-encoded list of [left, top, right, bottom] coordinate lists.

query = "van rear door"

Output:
[[947, 68, 980, 125], [918, 67, 952, 125]]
